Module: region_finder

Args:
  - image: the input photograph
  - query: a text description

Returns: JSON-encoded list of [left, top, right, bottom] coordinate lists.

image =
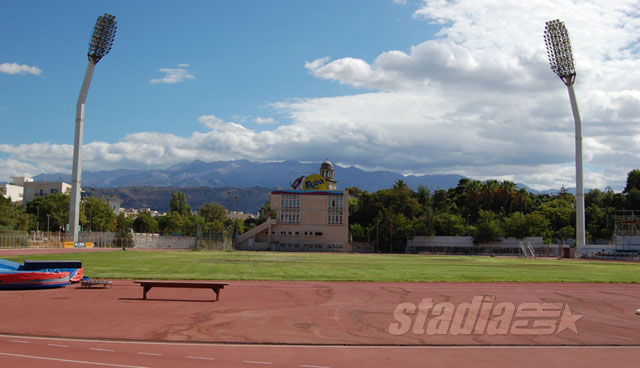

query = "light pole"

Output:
[[544, 19, 585, 256], [69, 13, 117, 244]]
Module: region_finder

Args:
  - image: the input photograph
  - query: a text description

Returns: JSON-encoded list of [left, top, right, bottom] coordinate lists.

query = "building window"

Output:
[[280, 194, 300, 224], [328, 195, 344, 225]]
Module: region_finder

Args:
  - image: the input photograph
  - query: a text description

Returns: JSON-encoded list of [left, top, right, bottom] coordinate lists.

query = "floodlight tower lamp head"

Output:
[[88, 13, 117, 64], [544, 19, 576, 86]]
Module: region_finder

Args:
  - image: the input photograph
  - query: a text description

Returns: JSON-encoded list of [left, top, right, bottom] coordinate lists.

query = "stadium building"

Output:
[[236, 160, 349, 252]]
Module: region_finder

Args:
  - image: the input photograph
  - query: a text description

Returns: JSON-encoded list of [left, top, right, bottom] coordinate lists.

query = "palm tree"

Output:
[[393, 179, 409, 191], [482, 180, 500, 211], [497, 180, 518, 214]]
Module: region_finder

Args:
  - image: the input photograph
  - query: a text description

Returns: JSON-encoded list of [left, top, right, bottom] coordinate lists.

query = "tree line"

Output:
[[2, 169, 640, 252], [0, 190, 248, 237], [348, 169, 640, 252]]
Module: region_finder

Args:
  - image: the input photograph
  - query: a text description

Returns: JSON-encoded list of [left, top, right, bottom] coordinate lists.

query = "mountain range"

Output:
[[30, 159, 555, 213], [34, 160, 469, 192]]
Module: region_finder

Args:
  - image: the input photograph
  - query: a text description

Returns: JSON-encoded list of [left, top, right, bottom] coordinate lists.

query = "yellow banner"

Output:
[[302, 174, 327, 190]]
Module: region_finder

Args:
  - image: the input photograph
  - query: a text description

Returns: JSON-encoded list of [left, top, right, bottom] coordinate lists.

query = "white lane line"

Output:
[[244, 361, 273, 365], [47, 343, 69, 348], [301, 365, 330, 368], [137, 352, 162, 356], [0, 351, 149, 368], [90, 347, 115, 352], [186, 355, 216, 361], [2, 334, 640, 350], [8, 340, 28, 344]]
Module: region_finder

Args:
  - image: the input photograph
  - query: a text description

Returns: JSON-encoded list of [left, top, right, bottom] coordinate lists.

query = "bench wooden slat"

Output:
[[133, 280, 228, 301]]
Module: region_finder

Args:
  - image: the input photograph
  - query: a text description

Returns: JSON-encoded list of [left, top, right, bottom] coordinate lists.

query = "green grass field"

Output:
[[5, 250, 640, 283]]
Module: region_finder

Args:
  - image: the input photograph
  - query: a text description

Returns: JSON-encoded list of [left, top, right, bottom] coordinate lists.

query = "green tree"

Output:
[[116, 213, 134, 233], [585, 204, 613, 241], [232, 217, 245, 235], [114, 213, 135, 248], [80, 197, 115, 232], [133, 211, 158, 233], [169, 191, 191, 216], [258, 199, 273, 219], [203, 219, 225, 234], [433, 213, 466, 236], [537, 195, 574, 238], [558, 225, 575, 245], [158, 214, 185, 235], [623, 169, 640, 193], [0, 196, 32, 230], [26, 193, 69, 232], [473, 210, 503, 244], [416, 184, 432, 212], [199, 202, 227, 223], [432, 189, 452, 213], [503, 212, 550, 240], [625, 188, 640, 210]]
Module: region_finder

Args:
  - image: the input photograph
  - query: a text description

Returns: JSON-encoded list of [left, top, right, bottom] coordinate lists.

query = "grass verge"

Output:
[[4, 250, 640, 283]]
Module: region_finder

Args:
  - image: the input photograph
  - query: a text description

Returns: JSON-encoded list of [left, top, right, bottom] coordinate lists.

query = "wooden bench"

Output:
[[133, 280, 229, 301]]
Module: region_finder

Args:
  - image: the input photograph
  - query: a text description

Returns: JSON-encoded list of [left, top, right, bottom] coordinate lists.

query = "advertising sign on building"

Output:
[[302, 174, 328, 190]]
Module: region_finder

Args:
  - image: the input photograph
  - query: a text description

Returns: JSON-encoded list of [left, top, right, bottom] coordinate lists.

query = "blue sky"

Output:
[[2, 0, 640, 191], [1, 0, 435, 143]]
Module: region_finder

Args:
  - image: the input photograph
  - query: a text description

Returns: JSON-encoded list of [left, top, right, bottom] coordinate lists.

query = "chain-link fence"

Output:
[[0, 230, 29, 248]]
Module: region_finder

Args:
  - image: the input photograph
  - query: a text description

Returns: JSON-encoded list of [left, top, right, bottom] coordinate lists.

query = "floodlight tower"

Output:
[[69, 13, 117, 244], [544, 19, 585, 255]]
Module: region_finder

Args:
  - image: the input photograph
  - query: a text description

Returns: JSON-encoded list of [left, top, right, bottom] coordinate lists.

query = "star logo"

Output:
[[556, 304, 583, 334]]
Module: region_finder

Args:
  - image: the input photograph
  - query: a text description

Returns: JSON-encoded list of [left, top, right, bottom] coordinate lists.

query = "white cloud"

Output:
[[297, 0, 640, 190], [0, 62, 42, 75], [149, 65, 195, 84], [254, 117, 277, 125], [2, 0, 640, 192]]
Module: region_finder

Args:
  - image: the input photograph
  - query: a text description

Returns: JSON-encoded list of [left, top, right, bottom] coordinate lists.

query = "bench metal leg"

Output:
[[143, 285, 151, 300], [212, 287, 220, 301]]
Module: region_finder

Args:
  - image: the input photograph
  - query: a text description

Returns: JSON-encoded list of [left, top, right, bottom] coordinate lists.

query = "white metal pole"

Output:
[[567, 83, 585, 255], [69, 61, 96, 244]]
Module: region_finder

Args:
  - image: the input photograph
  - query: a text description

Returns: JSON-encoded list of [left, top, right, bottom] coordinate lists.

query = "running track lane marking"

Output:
[[2, 334, 639, 349], [137, 352, 162, 356], [0, 352, 149, 368], [2, 335, 640, 349], [244, 361, 273, 365], [186, 355, 216, 361], [8, 340, 28, 344], [90, 347, 115, 352], [48, 344, 69, 348]]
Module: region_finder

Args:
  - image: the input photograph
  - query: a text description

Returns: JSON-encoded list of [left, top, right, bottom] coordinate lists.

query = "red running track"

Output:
[[0, 250, 639, 366]]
